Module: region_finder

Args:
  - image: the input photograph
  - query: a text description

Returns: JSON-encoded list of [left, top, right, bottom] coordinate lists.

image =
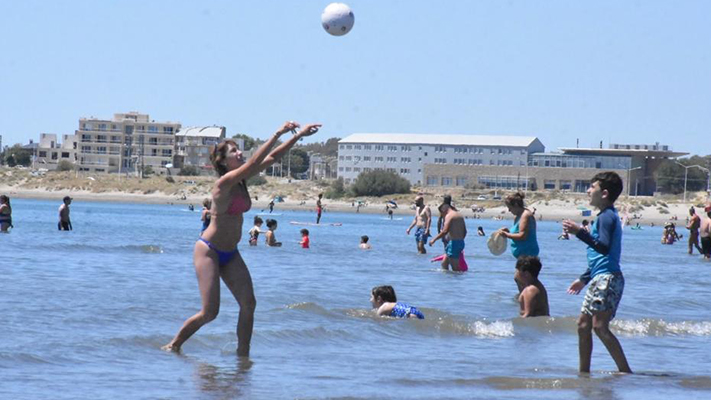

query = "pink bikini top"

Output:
[[225, 181, 251, 215]]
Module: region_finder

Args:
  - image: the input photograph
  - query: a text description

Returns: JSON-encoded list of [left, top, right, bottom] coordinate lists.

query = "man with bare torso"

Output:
[[429, 202, 467, 271], [687, 207, 703, 255], [700, 206, 711, 260], [406, 196, 431, 254]]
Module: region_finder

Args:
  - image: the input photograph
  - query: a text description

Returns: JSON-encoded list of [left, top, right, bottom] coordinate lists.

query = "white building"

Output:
[[76, 112, 181, 174], [174, 126, 226, 170], [36, 133, 77, 169], [337, 133, 545, 185]]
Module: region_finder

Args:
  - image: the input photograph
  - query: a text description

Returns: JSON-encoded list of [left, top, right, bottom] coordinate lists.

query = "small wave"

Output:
[[612, 319, 711, 337], [41, 243, 164, 254], [0, 351, 59, 365]]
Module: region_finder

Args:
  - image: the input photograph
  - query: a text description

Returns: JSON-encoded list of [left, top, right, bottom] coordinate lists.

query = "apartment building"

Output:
[[337, 133, 545, 185], [174, 126, 226, 170], [75, 112, 181, 174], [36, 133, 77, 168]]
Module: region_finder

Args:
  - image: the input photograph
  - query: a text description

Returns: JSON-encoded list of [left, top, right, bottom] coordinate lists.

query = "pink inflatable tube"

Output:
[[430, 252, 468, 272]]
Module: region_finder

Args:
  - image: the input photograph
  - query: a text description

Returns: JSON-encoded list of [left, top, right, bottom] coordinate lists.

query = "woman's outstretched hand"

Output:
[[277, 121, 301, 135], [297, 124, 322, 137]]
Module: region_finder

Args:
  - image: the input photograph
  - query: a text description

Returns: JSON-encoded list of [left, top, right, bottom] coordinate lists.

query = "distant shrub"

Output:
[[179, 165, 201, 176], [165, 176, 175, 183], [658, 207, 670, 214], [325, 177, 345, 199], [56, 160, 75, 172], [247, 175, 267, 186], [658, 202, 668, 208], [349, 170, 410, 197]]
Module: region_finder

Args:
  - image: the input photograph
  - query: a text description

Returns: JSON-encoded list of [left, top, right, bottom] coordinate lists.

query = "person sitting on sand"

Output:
[[359, 235, 371, 249], [265, 219, 282, 247], [515, 256, 550, 318], [370, 285, 424, 319], [0, 195, 12, 232]]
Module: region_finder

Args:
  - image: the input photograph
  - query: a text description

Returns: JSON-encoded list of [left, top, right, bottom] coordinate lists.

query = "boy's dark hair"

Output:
[[582, 219, 589, 226], [254, 216, 263, 224], [300, 229, 309, 235], [266, 219, 277, 228], [515, 255, 542, 279], [372, 285, 397, 302], [361, 235, 369, 243], [591, 171, 623, 203]]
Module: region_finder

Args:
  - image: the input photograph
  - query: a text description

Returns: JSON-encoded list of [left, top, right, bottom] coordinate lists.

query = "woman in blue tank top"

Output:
[[497, 192, 540, 294]]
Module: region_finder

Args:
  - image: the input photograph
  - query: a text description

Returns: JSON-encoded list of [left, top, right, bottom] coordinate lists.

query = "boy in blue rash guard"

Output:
[[562, 171, 632, 374], [370, 285, 424, 319]]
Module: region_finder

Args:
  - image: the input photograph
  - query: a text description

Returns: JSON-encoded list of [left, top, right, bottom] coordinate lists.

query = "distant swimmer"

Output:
[[316, 193, 324, 224], [477, 226, 485, 236], [248, 216, 264, 246], [268, 199, 275, 214], [162, 120, 320, 357], [58, 196, 73, 231], [265, 219, 282, 247], [359, 235, 371, 250], [299, 228, 310, 249], [686, 207, 703, 255], [0, 195, 12, 232], [201, 198, 212, 232], [429, 201, 467, 272], [581, 219, 590, 233], [406, 195, 431, 254], [497, 192, 539, 294], [370, 285, 424, 319], [515, 256, 549, 318]]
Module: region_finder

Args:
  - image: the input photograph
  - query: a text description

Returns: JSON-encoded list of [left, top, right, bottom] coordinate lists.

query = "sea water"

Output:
[[1, 199, 710, 399]]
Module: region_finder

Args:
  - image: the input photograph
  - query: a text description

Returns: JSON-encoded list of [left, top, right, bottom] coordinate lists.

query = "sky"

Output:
[[1, 1, 710, 156]]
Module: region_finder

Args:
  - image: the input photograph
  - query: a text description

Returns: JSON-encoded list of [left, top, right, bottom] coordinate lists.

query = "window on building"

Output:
[[163, 127, 174, 134], [441, 177, 452, 186], [97, 147, 107, 154], [338, 167, 344, 171], [426, 176, 437, 185], [97, 135, 107, 143], [148, 126, 158, 133], [61, 152, 70, 158], [375, 145, 384, 151], [559, 180, 572, 190], [363, 156, 371, 161], [162, 149, 172, 156], [401, 145, 411, 151], [346, 145, 352, 150], [456, 176, 468, 186], [364, 144, 372, 150], [354, 167, 361, 172], [375, 157, 383, 162], [388, 145, 397, 151], [39, 151, 48, 157], [400, 157, 410, 163], [98, 124, 107, 131], [354, 145, 361, 150], [339, 145, 344, 150], [345, 156, 352, 161]]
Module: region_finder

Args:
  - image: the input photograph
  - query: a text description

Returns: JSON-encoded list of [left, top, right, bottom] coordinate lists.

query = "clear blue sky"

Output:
[[1, 1, 710, 155]]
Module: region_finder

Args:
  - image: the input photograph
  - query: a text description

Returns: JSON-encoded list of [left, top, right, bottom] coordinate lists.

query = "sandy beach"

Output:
[[1, 167, 708, 225]]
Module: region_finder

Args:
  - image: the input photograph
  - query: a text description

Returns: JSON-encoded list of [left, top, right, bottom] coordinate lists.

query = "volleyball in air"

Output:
[[321, 3, 354, 36]]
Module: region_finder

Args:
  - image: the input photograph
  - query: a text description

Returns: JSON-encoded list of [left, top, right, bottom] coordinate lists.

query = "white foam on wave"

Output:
[[468, 320, 515, 338], [613, 319, 711, 336]]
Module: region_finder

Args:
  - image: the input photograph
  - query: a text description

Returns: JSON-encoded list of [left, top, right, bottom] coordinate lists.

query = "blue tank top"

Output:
[[510, 214, 539, 258]]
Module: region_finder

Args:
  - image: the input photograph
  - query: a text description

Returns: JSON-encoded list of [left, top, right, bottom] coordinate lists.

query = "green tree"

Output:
[[350, 170, 411, 197], [232, 133, 257, 151], [324, 177, 345, 199], [285, 148, 310, 178], [655, 157, 710, 194], [4, 145, 32, 167], [298, 137, 341, 158]]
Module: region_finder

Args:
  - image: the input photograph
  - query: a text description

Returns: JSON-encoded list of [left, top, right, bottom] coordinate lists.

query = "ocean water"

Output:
[[2, 198, 711, 400]]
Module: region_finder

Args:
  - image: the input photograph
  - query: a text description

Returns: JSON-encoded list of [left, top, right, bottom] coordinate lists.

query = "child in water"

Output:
[[265, 219, 282, 247], [370, 285, 424, 319], [359, 235, 372, 249], [300, 229, 310, 248], [248, 216, 263, 246]]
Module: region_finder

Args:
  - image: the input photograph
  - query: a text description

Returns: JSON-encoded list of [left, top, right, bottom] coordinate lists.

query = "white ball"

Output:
[[321, 3, 354, 36]]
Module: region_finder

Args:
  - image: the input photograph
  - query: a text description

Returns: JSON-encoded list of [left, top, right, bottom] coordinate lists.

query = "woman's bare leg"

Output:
[[220, 251, 256, 357], [163, 241, 221, 352]]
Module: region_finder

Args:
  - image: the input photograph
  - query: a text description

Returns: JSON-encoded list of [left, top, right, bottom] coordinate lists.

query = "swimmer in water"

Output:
[[248, 216, 264, 246], [359, 235, 371, 249], [265, 218, 282, 247], [370, 285, 424, 319]]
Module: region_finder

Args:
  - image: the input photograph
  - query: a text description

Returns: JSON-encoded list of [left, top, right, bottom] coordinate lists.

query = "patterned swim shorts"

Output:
[[581, 272, 625, 319]]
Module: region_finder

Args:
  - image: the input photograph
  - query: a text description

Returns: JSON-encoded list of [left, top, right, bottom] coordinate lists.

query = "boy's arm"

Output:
[[425, 207, 432, 233], [429, 216, 450, 245], [574, 211, 615, 255]]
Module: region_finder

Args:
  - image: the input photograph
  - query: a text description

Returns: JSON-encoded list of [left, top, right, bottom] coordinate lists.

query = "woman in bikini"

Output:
[[0, 195, 12, 232], [163, 121, 321, 356]]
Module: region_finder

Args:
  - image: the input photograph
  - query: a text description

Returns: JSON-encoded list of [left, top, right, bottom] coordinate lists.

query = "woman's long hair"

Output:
[[210, 140, 239, 177]]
